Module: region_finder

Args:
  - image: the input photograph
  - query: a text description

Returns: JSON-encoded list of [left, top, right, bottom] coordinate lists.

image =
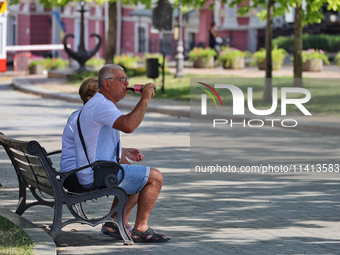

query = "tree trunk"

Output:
[[263, 0, 274, 102], [293, 3, 303, 87], [105, 2, 117, 64]]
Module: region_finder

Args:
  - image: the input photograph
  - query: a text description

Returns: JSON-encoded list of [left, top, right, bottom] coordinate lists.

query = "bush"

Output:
[[28, 57, 69, 70], [44, 58, 70, 70], [188, 47, 217, 62], [335, 52, 340, 67], [301, 49, 330, 64], [27, 56, 45, 68], [218, 47, 251, 68], [273, 34, 340, 53], [251, 46, 288, 70], [67, 71, 98, 83], [114, 54, 141, 69], [113, 54, 145, 77], [85, 57, 105, 69]]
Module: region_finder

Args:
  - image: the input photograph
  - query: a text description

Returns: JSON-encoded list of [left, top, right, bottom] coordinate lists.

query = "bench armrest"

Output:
[[47, 150, 62, 156], [59, 161, 125, 188]]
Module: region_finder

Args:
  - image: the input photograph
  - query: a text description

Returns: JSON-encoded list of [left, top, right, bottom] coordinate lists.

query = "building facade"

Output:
[[6, 0, 267, 65]]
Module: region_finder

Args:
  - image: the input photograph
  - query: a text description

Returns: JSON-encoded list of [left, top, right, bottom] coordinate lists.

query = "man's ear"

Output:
[[103, 79, 111, 91]]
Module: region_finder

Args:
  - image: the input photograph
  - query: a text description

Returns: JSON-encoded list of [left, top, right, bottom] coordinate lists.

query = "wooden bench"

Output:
[[0, 132, 133, 244]]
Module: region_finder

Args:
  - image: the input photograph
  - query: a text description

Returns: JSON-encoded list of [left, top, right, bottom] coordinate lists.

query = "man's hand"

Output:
[[113, 83, 156, 133], [123, 148, 144, 162], [141, 83, 156, 101]]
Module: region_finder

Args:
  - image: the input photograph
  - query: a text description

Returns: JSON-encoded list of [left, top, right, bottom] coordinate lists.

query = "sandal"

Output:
[[100, 222, 122, 239], [131, 227, 170, 243]]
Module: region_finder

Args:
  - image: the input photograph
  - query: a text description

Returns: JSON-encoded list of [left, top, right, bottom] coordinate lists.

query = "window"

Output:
[[7, 15, 16, 46], [135, 23, 148, 53]]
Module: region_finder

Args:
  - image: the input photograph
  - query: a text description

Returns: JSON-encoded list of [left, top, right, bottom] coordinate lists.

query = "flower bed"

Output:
[[218, 47, 250, 69], [188, 47, 217, 68], [301, 49, 329, 72], [251, 46, 287, 70]]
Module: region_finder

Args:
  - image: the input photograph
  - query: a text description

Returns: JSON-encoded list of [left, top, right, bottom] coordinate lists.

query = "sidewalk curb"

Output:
[[11, 76, 340, 136], [0, 206, 56, 255]]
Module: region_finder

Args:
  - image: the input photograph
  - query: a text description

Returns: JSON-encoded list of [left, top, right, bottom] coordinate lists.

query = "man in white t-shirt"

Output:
[[60, 77, 144, 236], [74, 64, 170, 243]]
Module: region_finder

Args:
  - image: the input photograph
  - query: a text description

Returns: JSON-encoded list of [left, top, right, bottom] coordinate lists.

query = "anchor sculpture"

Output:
[[63, 0, 102, 72]]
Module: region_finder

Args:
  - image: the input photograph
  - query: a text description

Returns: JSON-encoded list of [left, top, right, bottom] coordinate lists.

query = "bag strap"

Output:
[[77, 110, 120, 164]]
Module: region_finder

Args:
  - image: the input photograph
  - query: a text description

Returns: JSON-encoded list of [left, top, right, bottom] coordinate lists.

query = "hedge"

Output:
[[272, 34, 340, 53]]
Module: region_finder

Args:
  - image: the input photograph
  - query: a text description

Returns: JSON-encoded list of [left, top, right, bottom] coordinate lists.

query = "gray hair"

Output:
[[97, 64, 124, 88]]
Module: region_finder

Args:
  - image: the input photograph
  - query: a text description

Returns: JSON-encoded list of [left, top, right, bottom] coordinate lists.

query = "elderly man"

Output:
[[60, 77, 143, 237], [74, 64, 170, 243]]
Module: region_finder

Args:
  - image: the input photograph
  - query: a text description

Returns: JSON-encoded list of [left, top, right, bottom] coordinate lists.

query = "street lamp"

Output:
[[175, 1, 184, 78]]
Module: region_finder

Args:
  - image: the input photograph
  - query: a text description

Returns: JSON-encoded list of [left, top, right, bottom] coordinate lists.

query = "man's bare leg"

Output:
[[105, 194, 138, 234], [124, 193, 138, 229], [133, 168, 168, 239]]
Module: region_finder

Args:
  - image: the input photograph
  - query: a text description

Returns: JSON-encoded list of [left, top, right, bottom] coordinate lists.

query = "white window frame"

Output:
[[7, 14, 17, 46], [134, 22, 148, 53]]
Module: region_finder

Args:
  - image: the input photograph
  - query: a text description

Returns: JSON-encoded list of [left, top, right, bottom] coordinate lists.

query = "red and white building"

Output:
[[5, 0, 267, 66]]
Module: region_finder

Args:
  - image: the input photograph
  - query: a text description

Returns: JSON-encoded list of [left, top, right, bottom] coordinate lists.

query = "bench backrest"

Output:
[[0, 133, 55, 196]]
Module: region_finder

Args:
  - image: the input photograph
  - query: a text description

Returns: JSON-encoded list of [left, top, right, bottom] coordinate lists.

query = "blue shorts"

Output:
[[118, 164, 150, 195], [81, 164, 150, 195]]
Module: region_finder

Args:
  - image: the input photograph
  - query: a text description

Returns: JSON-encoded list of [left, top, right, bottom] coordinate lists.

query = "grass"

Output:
[[190, 77, 340, 116], [65, 73, 340, 116], [0, 216, 34, 255]]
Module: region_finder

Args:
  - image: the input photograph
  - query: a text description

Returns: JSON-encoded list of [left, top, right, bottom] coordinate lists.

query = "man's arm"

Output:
[[113, 83, 156, 133]]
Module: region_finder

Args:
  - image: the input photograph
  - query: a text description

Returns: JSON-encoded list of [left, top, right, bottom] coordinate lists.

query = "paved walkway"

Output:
[[0, 65, 340, 254]]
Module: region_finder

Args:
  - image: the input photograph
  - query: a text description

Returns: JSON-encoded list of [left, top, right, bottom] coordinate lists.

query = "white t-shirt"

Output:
[[60, 107, 81, 173], [74, 92, 124, 185]]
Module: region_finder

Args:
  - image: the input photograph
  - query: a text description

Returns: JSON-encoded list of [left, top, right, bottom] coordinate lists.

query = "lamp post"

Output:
[[175, 1, 184, 78]]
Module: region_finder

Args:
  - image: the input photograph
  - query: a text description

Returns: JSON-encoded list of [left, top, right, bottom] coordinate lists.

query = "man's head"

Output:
[[98, 64, 125, 88], [97, 64, 129, 104], [78, 77, 98, 105]]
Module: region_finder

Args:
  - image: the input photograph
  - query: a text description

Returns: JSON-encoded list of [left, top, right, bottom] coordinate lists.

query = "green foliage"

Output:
[[218, 47, 251, 68], [44, 58, 70, 70], [124, 67, 147, 78], [113, 54, 146, 77], [27, 56, 45, 68], [188, 47, 217, 62], [0, 216, 34, 254], [227, 0, 340, 26], [85, 57, 105, 69], [301, 49, 330, 64], [114, 54, 141, 69], [67, 71, 98, 83], [273, 34, 340, 53], [28, 57, 69, 70], [251, 46, 288, 70], [335, 51, 340, 66]]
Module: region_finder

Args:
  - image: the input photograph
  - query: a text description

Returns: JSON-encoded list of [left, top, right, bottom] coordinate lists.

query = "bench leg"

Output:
[[15, 178, 29, 215], [48, 198, 64, 240], [110, 189, 134, 245], [73, 203, 87, 220]]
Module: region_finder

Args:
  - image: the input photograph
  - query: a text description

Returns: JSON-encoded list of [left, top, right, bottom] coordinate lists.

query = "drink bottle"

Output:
[[127, 84, 156, 94]]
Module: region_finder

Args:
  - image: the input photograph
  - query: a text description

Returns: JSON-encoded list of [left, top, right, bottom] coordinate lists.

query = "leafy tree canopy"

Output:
[[227, 0, 340, 25]]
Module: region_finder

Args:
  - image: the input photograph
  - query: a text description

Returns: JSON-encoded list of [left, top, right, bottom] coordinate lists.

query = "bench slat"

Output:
[[10, 148, 42, 166]]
